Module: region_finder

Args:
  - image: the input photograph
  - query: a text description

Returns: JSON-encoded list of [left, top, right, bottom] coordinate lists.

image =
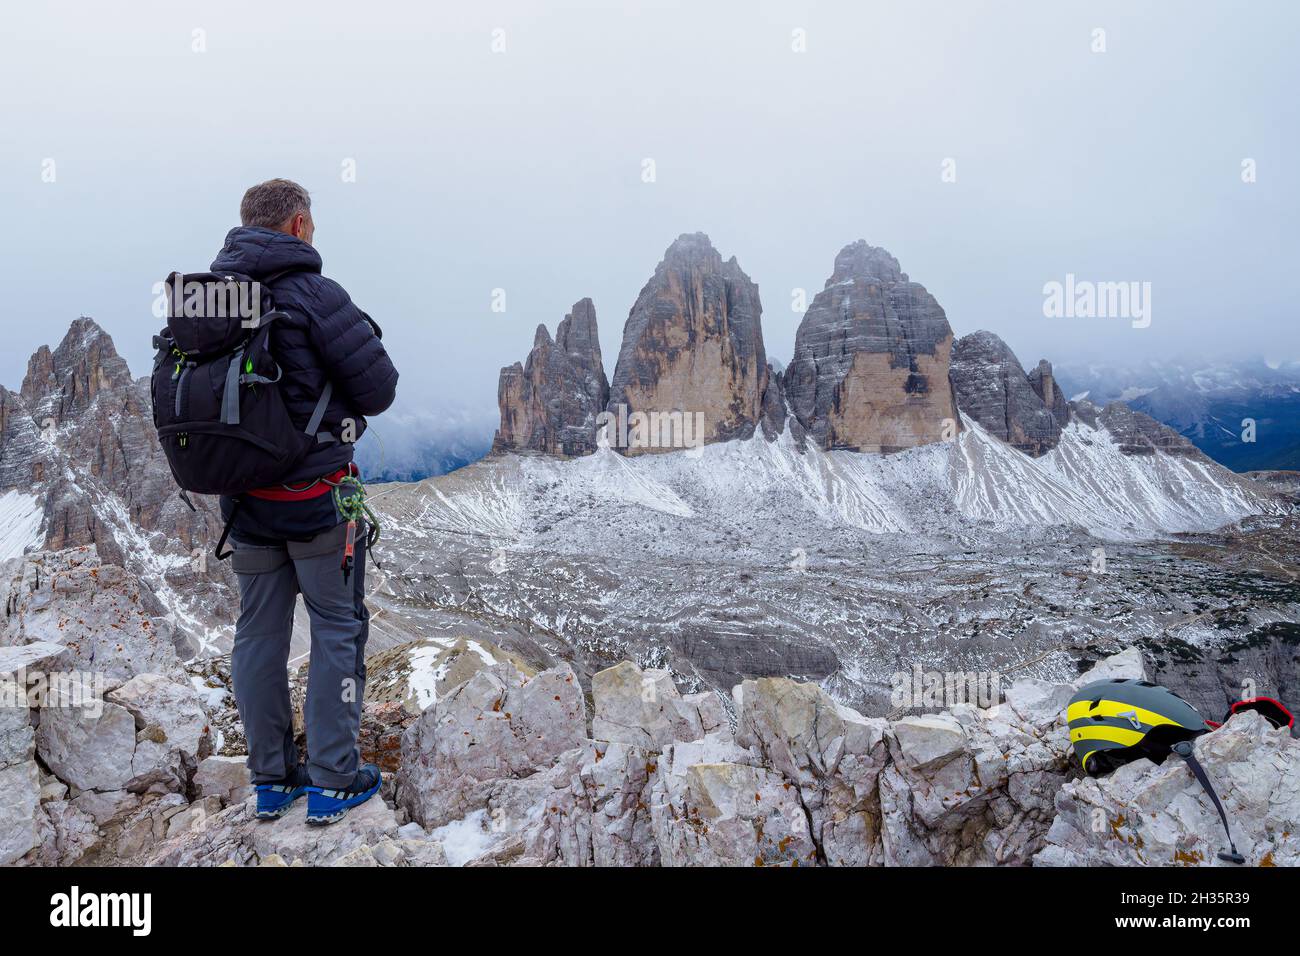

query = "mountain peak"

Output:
[[555, 299, 601, 362], [658, 232, 723, 272], [60, 315, 113, 349], [950, 331, 1063, 456], [493, 300, 609, 458], [20, 317, 134, 417], [786, 242, 955, 452], [610, 235, 767, 452], [829, 240, 904, 286]]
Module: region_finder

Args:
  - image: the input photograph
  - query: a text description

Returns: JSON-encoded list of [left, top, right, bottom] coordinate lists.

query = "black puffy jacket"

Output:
[[209, 226, 398, 483]]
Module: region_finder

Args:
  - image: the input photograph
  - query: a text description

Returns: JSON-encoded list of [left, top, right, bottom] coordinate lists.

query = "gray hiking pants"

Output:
[[230, 520, 369, 789]]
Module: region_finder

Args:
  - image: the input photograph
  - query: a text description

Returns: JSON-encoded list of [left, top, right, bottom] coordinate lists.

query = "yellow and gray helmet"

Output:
[[1067, 676, 1247, 864], [1067, 678, 1210, 776]]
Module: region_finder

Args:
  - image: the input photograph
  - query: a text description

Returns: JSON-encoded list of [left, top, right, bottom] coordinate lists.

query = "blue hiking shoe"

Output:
[[255, 765, 311, 820], [306, 764, 382, 826]]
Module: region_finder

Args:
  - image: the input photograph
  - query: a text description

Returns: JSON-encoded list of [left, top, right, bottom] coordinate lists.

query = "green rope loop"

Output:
[[332, 473, 381, 548]]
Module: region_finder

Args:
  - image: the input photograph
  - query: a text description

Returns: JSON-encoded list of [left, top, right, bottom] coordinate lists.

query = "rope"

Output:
[[329, 473, 381, 550]]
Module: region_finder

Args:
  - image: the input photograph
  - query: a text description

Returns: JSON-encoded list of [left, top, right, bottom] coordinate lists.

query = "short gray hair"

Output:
[[240, 178, 311, 229]]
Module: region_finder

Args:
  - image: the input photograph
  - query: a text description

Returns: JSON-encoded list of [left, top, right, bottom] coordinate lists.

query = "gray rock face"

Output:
[[107, 672, 213, 791], [36, 696, 138, 792], [2, 548, 183, 681], [1242, 470, 1300, 498], [7, 320, 218, 557], [0, 760, 41, 865], [785, 241, 960, 452], [653, 756, 818, 867], [397, 661, 587, 828], [1028, 359, 1070, 427], [950, 331, 1063, 456], [591, 660, 724, 750], [759, 364, 789, 441], [1097, 401, 1201, 457], [493, 299, 610, 457], [193, 755, 252, 805], [33, 666, 212, 798], [18, 641, 1296, 869], [0, 320, 233, 649], [733, 677, 889, 866], [523, 739, 661, 867], [608, 233, 768, 452]]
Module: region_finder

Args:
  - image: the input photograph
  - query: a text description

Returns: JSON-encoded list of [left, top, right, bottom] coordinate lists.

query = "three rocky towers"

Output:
[[492, 233, 1075, 460]]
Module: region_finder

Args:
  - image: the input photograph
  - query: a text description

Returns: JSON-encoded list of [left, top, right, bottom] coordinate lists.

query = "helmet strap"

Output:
[[1171, 740, 1245, 864]]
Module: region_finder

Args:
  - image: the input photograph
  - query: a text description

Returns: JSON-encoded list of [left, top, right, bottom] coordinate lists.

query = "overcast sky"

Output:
[[1, 0, 1296, 433]]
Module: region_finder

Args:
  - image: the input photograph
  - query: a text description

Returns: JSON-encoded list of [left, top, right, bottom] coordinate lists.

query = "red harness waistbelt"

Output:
[[246, 463, 357, 501]]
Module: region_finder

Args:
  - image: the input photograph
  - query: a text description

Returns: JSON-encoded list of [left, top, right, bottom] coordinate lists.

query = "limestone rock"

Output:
[[365, 637, 536, 715], [114, 792, 189, 858], [880, 699, 1067, 865], [0, 759, 41, 864], [1098, 401, 1201, 457], [193, 755, 253, 805], [653, 760, 818, 867], [108, 672, 212, 789], [397, 661, 587, 828], [733, 676, 889, 866], [0, 645, 59, 769], [165, 795, 223, 839], [2, 549, 183, 680], [523, 740, 660, 867], [950, 331, 1061, 456], [1074, 646, 1147, 686], [70, 788, 140, 828], [1028, 359, 1070, 427], [890, 713, 968, 772], [759, 364, 789, 441], [608, 233, 768, 453], [148, 792, 403, 867], [36, 693, 137, 792], [493, 299, 610, 457], [32, 797, 101, 865], [591, 660, 718, 750], [1001, 678, 1075, 731], [786, 241, 959, 452], [0, 640, 72, 681], [1069, 397, 1100, 429], [0, 320, 231, 639]]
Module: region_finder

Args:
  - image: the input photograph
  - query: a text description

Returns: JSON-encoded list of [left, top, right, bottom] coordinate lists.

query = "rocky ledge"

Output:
[[3, 545, 1293, 868], [133, 647, 1300, 867]]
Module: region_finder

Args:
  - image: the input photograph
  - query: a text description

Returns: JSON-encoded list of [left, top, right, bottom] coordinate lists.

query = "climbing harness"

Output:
[[327, 471, 381, 584]]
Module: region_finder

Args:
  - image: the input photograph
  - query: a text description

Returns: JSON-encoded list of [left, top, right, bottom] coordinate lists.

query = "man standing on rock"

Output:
[[212, 179, 398, 824]]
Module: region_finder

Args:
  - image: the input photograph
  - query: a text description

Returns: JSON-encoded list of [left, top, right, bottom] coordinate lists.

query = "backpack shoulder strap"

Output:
[[254, 268, 338, 444], [305, 381, 336, 444]]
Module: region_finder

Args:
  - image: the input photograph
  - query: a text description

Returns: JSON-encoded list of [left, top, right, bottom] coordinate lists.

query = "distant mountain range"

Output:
[[1054, 359, 1300, 473], [353, 409, 494, 484]]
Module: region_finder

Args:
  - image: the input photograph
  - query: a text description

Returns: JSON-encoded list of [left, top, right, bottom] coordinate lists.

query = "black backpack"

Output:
[[150, 269, 334, 498]]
